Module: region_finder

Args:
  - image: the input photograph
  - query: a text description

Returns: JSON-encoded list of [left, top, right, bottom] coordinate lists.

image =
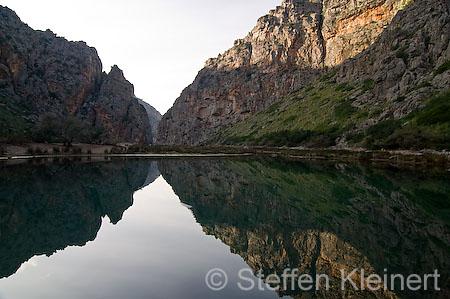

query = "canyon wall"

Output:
[[0, 6, 156, 144], [158, 0, 409, 145], [211, 0, 450, 149]]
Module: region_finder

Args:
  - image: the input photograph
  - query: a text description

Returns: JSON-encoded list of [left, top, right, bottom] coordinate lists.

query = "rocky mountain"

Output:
[[159, 158, 450, 298], [0, 6, 154, 145], [158, 0, 412, 145], [213, 0, 450, 150], [137, 98, 162, 143]]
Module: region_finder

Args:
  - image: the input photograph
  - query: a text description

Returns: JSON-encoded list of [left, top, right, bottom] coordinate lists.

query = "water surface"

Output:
[[0, 158, 449, 298]]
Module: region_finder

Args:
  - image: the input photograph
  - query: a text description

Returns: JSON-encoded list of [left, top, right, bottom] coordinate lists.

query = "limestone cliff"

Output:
[[0, 6, 153, 144], [158, 0, 410, 145], [337, 0, 450, 117], [212, 0, 450, 150]]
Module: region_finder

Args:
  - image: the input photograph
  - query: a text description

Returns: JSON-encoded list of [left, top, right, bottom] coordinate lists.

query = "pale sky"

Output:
[[1, 0, 281, 114]]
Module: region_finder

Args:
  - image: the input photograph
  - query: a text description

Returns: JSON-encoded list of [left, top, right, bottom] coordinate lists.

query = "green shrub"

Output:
[[375, 127, 450, 150], [0, 101, 33, 144], [346, 133, 364, 144], [335, 83, 354, 92], [383, 128, 429, 150], [369, 108, 383, 118], [266, 102, 282, 114], [110, 147, 124, 154], [304, 85, 314, 92], [434, 60, 450, 76], [394, 96, 406, 102], [424, 35, 431, 49], [261, 128, 341, 148], [34, 113, 105, 145], [395, 46, 409, 64], [127, 146, 137, 153], [307, 133, 337, 148], [319, 70, 337, 82], [258, 130, 312, 147], [362, 79, 375, 92], [223, 135, 249, 145], [411, 81, 432, 92], [334, 101, 358, 119], [282, 115, 297, 124], [416, 91, 450, 126], [0, 146, 5, 156], [365, 119, 403, 148], [366, 119, 402, 140], [52, 147, 60, 154], [127, 145, 152, 153]]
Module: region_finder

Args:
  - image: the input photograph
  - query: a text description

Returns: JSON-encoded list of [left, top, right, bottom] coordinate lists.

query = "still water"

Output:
[[0, 158, 449, 298]]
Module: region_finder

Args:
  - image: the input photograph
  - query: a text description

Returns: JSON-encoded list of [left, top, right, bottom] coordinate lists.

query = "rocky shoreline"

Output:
[[1, 143, 449, 168]]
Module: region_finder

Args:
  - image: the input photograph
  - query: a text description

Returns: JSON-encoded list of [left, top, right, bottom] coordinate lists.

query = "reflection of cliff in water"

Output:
[[0, 159, 159, 279], [159, 158, 450, 298]]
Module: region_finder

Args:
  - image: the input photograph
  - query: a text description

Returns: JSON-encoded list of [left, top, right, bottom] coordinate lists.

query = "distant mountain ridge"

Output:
[[0, 6, 158, 145], [137, 98, 162, 144]]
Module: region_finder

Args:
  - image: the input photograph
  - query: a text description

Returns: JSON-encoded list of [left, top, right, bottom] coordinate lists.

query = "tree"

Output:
[[34, 114, 106, 145], [35, 113, 62, 143], [60, 116, 84, 146]]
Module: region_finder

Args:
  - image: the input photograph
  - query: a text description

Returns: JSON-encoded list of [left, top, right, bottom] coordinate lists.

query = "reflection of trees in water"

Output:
[[159, 158, 450, 298], [0, 160, 159, 279]]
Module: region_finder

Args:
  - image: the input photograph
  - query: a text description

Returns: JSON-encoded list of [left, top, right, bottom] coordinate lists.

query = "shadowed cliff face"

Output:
[[0, 6, 154, 144], [0, 159, 159, 279], [138, 99, 162, 144], [159, 159, 450, 298], [158, 0, 410, 145]]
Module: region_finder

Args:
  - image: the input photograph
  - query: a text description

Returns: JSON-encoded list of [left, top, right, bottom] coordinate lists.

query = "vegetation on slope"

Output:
[[0, 97, 34, 143], [0, 97, 105, 146], [211, 72, 450, 150]]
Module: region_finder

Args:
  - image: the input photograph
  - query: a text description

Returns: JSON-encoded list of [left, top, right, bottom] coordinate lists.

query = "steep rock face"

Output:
[[337, 0, 450, 118], [83, 66, 153, 144], [137, 98, 162, 143], [0, 6, 152, 144], [321, 0, 409, 67], [158, 0, 408, 145], [207, 0, 450, 149]]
